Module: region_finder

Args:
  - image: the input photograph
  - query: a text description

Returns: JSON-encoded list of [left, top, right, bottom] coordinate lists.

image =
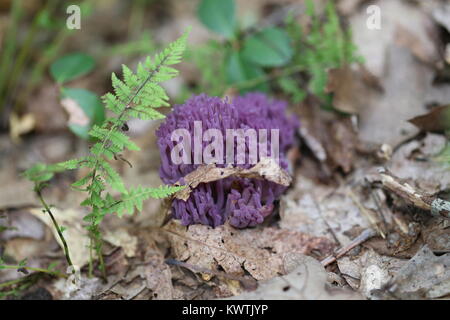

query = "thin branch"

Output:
[[321, 228, 377, 267], [373, 170, 450, 220]]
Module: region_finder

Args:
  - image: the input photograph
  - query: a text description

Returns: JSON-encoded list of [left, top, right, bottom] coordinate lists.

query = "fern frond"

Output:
[[58, 157, 87, 170], [102, 93, 124, 114], [96, 159, 126, 194], [106, 185, 184, 217], [24, 30, 190, 277]]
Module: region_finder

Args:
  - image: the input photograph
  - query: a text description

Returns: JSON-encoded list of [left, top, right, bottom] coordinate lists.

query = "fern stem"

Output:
[[88, 236, 94, 278], [0, 265, 67, 279], [36, 188, 74, 274]]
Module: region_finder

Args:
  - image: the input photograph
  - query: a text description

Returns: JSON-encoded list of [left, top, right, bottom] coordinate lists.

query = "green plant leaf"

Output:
[[50, 53, 95, 84], [61, 88, 105, 140], [242, 27, 293, 67], [198, 0, 235, 38], [226, 51, 268, 93]]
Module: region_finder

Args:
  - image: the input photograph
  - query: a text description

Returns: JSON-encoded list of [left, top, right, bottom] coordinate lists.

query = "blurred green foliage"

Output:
[[0, 0, 93, 126], [49, 53, 105, 140], [189, 0, 363, 110], [50, 53, 95, 84]]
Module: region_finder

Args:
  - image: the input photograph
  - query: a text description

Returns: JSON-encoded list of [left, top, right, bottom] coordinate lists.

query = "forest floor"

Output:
[[0, 0, 449, 300]]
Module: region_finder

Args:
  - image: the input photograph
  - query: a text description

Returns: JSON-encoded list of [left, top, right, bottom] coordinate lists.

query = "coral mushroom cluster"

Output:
[[156, 93, 298, 228]]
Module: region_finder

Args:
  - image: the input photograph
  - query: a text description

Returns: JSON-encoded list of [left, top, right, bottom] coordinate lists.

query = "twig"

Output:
[[374, 170, 450, 220], [312, 194, 341, 245], [321, 228, 377, 267]]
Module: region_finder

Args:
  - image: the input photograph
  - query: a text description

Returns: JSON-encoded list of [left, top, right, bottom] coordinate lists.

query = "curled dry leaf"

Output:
[[408, 105, 450, 133], [173, 157, 292, 201], [164, 221, 334, 282]]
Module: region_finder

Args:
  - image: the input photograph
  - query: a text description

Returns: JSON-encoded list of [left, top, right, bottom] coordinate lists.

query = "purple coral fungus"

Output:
[[156, 93, 298, 228]]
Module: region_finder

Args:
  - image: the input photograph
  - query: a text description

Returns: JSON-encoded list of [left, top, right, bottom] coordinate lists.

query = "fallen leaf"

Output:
[[296, 96, 358, 174], [325, 118, 357, 173], [376, 246, 450, 299], [408, 105, 450, 133], [103, 228, 138, 258], [349, 0, 450, 147], [388, 133, 450, 194], [326, 65, 382, 115], [279, 176, 372, 245], [395, 24, 439, 65], [422, 217, 450, 253], [228, 253, 363, 300], [0, 209, 46, 241], [337, 248, 405, 298], [173, 157, 292, 201], [165, 221, 334, 281], [4, 238, 52, 262]]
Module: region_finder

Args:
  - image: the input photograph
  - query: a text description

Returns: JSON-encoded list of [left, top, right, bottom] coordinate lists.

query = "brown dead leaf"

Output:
[[388, 133, 450, 194], [422, 217, 450, 253], [326, 119, 357, 173], [326, 65, 382, 115], [164, 221, 334, 281], [408, 105, 450, 133], [279, 174, 373, 245], [296, 97, 358, 174], [4, 238, 52, 262], [375, 246, 450, 299], [173, 157, 292, 201], [98, 231, 176, 300], [103, 228, 138, 258], [337, 249, 405, 299], [349, 0, 450, 148], [395, 24, 439, 65], [104, 247, 129, 276], [229, 253, 363, 300]]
